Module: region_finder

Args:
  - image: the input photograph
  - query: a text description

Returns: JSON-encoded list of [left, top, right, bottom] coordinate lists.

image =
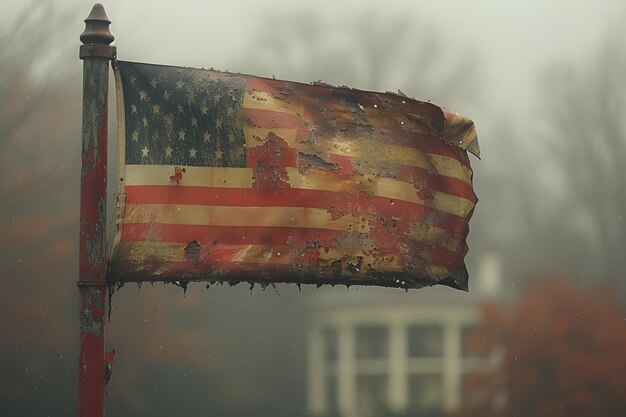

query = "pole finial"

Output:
[[80, 4, 116, 59]]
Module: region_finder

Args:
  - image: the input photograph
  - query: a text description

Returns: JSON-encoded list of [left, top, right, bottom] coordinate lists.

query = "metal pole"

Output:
[[78, 4, 116, 417]]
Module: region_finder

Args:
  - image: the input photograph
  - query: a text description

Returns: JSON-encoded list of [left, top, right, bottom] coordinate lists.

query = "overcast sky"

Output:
[[7, 0, 624, 97], [106, 0, 623, 99], [4, 0, 623, 125]]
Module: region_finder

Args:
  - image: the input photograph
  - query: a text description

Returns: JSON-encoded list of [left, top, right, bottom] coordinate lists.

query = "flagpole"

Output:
[[78, 4, 116, 417]]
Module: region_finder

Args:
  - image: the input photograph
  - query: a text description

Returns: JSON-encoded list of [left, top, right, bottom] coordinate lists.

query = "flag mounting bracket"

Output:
[[80, 43, 117, 60]]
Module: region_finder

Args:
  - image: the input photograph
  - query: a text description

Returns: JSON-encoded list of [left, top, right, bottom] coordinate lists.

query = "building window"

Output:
[[326, 375, 339, 414], [408, 374, 444, 416], [324, 328, 338, 362], [355, 325, 388, 359], [356, 375, 388, 416], [408, 324, 443, 357], [461, 324, 491, 358]]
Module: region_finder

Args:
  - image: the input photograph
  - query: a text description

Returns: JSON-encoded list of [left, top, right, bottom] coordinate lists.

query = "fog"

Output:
[[1, 1, 625, 416]]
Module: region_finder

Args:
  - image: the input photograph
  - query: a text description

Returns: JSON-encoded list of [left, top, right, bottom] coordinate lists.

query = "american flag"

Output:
[[108, 61, 479, 290]]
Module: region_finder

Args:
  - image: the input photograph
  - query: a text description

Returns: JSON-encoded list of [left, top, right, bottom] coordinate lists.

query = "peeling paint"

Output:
[[169, 166, 186, 184], [78, 9, 114, 415], [331, 259, 342, 278], [347, 256, 364, 274], [298, 152, 339, 171], [184, 240, 201, 261]]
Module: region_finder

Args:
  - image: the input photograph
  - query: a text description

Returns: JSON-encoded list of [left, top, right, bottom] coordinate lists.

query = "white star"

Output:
[[141, 147, 149, 158], [178, 130, 186, 141], [228, 133, 237, 144], [191, 117, 198, 128], [176, 80, 184, 90], [131, 104, 138, 114], [164, 113, 174, 128], [189, 147, 197, 158], [165, 146, 173, 158], [152, 104, 161, 115], [200, 104, 208, 115], [214, 149, 223, 160], [234, 147, 245, 160], [130, 75, 137, 85], [177, 104, 184, 113], [142, 116, 149, 128], [150, 78, 158, 88], [139, 90, 148, 101], [227, 107, 234, 117], [163, 90, 171, 101], [215, 118, 222, 129], [131, 131, 139, 141], [203, 131, 211, 142]]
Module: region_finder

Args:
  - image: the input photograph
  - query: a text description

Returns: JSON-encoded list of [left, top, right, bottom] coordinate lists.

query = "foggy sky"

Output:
[[5, 0, 624, 112]]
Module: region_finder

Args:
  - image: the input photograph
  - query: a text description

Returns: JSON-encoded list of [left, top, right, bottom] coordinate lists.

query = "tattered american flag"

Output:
[[108, 61, 479, 290]]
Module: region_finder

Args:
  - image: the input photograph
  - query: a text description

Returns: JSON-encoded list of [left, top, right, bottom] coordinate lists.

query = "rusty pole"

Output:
[[78, 4, 116, 417]]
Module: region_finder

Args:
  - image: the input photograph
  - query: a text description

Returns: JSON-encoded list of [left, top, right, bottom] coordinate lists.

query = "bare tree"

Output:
[[1, 1, 80, 269], [0, 5, 81, 415], [234, 9, 481, 110], [0, 2, 76, 147], [528, 35, 626, 290]]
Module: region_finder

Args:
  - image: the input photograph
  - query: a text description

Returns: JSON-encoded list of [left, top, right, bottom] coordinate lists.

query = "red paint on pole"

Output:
[[78, 107, 108, 417], [78, 288, 106, 416], [79, 4, 116, 417]]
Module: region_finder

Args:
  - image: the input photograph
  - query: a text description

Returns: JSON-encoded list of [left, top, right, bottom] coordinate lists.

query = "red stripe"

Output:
[[246, 77, 295, 97], [243, 108, 310, 140], [243, 108, 473, 194], [247, 133, 300, 168], [244, 116, 474, 201], [244, 107, 470, 170], [122, 224, 466, 270], [428, 246, 468, 268], [121, 224, 345, 246], [372, 128, 471, 168], [245, 143, 474, 200], [244, 79, 466, 167], [245, 76, 446, 135], [284, 152, 475, 201], [396, 166, 476, 202], [124, 185, 470, 234], [246, 76, 338, 104]]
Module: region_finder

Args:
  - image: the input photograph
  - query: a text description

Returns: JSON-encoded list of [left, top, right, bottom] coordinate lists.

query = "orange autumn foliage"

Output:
[[457, 278, 626, 417]]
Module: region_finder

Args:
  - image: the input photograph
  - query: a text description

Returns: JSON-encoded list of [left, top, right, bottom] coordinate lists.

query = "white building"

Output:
[[307, 254, 503, 417]]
